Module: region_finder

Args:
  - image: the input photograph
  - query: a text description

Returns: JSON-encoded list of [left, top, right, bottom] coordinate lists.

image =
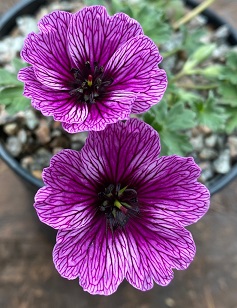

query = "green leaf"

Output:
[[193, 91, 227, 131], [183, 44, 216, 72], [225, 106, 237, 133], [0, 84, 30, 114], [175, 88, 201, 106], [0, 68, 22, 86], [11, 57, 28, 72], [164, 103, 196, 130], [181, 26, 207, 54], [218, 82, 237, 106], [218, 51, 237, 85], [143, 100, 196, 156], [160, 131, 193, 156], [3, 96, 30, 114], [0, 86, 24, 100]]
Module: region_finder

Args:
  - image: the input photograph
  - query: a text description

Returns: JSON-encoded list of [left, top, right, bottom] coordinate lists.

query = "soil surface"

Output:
[[1, 1, 237, 307]]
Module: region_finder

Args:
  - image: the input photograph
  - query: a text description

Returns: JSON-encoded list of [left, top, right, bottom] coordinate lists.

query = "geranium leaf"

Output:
[[143, 100, 196, 156], [0, 68, 22, 86], [193, 91, 227, 131]]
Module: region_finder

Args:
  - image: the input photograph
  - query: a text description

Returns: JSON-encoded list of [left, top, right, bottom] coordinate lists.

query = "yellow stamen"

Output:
[[87, 74, 93, 87], [114, 200, 122, 209]]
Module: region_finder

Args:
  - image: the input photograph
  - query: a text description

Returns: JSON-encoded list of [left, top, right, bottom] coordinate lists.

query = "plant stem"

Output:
[[173, 0, 215, 30]]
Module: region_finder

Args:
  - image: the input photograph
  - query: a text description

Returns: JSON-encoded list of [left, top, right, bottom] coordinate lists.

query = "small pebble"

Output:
[[213, 149, 231, 174], [52, 147, 64, 155], [25, 109, 39, 130], [212, 44, 229, 60], [190, 135, 204, 152], [16, 16, 38, 36], [21, 156, 33, 170], [6, 136, 22, 157], [0, 36, 24, 63], [199, 161, 214, 182], [199, 148, 218, 160], [228, 136, 237, 158], [165, 297, 175, 307], [214, 25, 229, 40], [31, 170, 42, 179], [35, 119, 51, 144], [70, 132, 88, 144], [3, 123, 18, 135], [34, 148, 52, 168], [198, 125, 212, 135], [205, 134, 217, 148], [216, 135, 226, 150], [189, 15, 207, 28], [17, 129, 27, 144]]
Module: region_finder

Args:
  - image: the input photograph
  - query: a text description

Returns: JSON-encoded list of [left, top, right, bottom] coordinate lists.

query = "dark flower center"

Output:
[[69, 61, 113, 104], [98, 184, 139, 231]]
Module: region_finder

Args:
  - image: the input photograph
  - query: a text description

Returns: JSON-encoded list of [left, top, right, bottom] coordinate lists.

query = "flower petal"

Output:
[[20, 11, 73, 90], [18, 67, 88, 123], [53, 220, 128, 295], [34, 150, 97, 229], [79, 119, 160, 183], [62, 91, 136, 132], [134, 155, 210, 226], [125, 213, 196, 290], [105, 35, 167, 112], [68, 6, 143, 68]]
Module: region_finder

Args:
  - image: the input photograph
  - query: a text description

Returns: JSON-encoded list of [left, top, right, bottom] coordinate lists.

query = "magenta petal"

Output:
[[105, 35, 167, 112], [135, 155, 210, 226], [80, 119, 161, 183], [62, 91, 136, 132], [34, 150, 96, 229], [53, 221, 128, 295], [20, 11, 73, 90], [18, 67, 88, 123], [125, 215, 196, 290], [68, 6, 143, 68]]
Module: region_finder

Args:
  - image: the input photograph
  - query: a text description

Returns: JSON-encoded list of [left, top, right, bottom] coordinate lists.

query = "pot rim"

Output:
[[1, 0, 237, 194]]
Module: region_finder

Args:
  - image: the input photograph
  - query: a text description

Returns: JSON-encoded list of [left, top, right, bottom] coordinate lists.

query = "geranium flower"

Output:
[[34, 118, 210, 295], [18, 6, 167, 133]]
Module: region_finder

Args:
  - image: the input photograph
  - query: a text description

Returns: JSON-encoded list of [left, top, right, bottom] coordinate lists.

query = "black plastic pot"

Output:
[[1, 0, 237, 194]]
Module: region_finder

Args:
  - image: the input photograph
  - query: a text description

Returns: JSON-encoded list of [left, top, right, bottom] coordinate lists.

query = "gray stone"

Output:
[[16, 16, 38, 36], [190, 135, 204, 152], [35, 119, 51, 144], [199, 162, 214, 182], [212, 44, 229, 60], [199, 148, 218, 160], [52, 147, 64, 155], [216, 135, 225, 150], [20, 156, 33, 170], [228, 136, 237, 158], [3, 123, 18, 135], [24, 110, 39, 130], [34, 148, 52, 168], [214, 25, 229, 40], [204, 134, 218, 148], [198, 125, 212, 135], [0, 36, 25, 64], [17, 129, 27, 144], [70, 132, 88, 144], [6, 136, 22, 157], [189, 15, 207, 28], [213, 149, 231, 174]]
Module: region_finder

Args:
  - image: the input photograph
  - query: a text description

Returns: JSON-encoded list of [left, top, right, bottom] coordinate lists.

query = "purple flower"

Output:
[[34, 118, 210, 295], [18, 6, 167, 133]]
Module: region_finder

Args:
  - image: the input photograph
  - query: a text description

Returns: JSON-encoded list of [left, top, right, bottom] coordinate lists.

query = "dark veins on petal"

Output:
[[98, 184, 139, 232], [69, 61, 113, 104]]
